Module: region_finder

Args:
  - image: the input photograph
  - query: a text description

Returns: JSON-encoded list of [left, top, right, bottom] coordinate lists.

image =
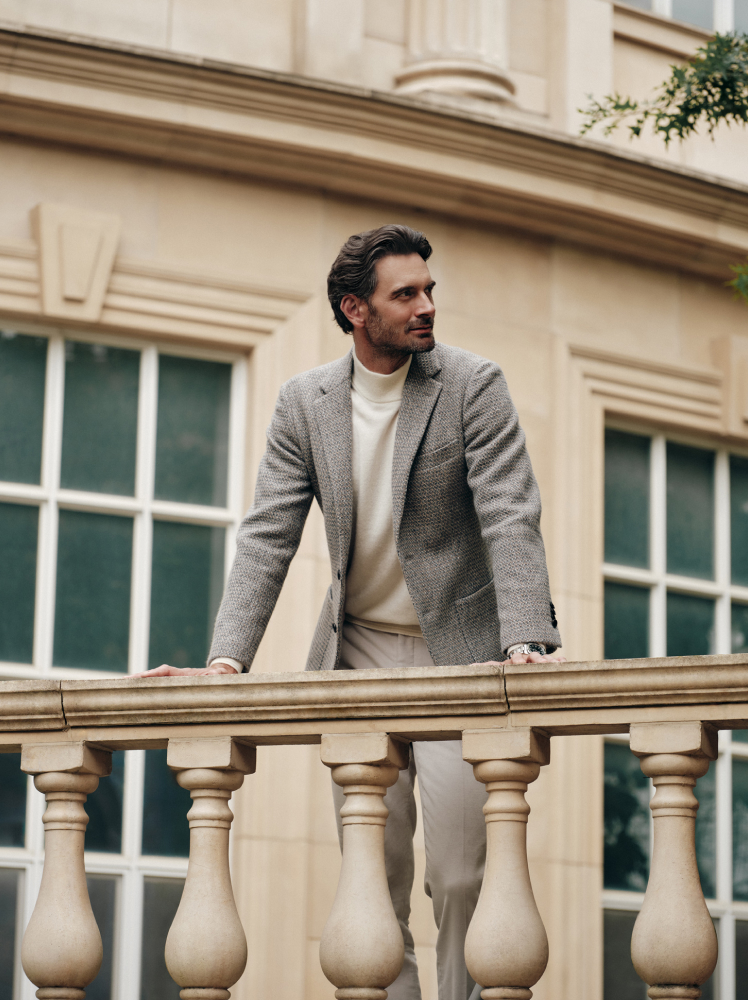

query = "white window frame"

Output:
[[0, 321, 248, 1000], [645, 0, 736, 30], [602, 424, 748, 1000]]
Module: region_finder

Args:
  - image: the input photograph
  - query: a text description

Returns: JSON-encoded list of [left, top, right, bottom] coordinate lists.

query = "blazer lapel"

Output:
[[314, 352, 354, 567], [391, 350, 443, 541]]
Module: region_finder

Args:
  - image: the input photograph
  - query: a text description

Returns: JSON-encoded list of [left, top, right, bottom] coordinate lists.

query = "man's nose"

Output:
[[415, 293, 435, 316]]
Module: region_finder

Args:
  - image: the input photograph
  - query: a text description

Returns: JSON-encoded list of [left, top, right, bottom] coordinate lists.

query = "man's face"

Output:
[[359, 253, 436, 356]]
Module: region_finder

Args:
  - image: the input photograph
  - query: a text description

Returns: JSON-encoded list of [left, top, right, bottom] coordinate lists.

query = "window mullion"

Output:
[[34, 335, 65, 675], [652, 0, 673, 15], [129, 347, 158, 675], [226, 356, 248, 577], [715, 450, 731, 655], [650, 435, 667, 657], [714, 0, 734, 31]]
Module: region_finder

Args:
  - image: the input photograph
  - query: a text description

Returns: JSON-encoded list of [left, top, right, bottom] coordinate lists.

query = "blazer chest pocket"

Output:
[[416, 438, 462, 471]]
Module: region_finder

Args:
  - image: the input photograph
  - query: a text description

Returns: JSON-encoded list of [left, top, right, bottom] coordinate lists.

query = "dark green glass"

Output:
[[666, 593, 714, 656], [731, 455, 748, 584], [61, 341, 139, 496], [694, 762, 716, 898], [0, 330, 46, 484], [604, 742, 649, 892], [666, 443, 714, 580], [671, 0, 713, 28], [733, 730, 748, 743], [0, 868, 19, 998], [604, 583, 649, 659], [732, 602, 748, 655], [148, 521, 225, 671], [86, 751, 124, 853], [154, 355, 230, 506], [0, 502, 38, 663], [734, 758, 748, 900], [0, 753, 26, 847], [603, 910, 646, 1000], [140, 878, 184, 1000], [142, 750, 191, 857], [737, 921, 748, 999], [86, 875, 116, 1000], [54, 510, 132, 672], [604, 430, 650, 568]]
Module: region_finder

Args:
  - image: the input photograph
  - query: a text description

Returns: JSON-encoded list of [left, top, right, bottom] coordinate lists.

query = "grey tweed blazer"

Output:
[[209, 342, 561, 671]]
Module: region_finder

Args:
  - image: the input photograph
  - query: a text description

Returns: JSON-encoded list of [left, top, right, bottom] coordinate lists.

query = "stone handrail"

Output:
[[4, 653, 748, 1000]]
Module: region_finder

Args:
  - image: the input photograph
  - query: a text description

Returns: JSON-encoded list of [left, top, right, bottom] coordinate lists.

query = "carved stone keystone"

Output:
[[320, 733, 409, 1000], [20, 741, 112, 1000], [462, 728, 550, 1000], [165, 737, 256, 1000], [629, 722, 719, 1000]]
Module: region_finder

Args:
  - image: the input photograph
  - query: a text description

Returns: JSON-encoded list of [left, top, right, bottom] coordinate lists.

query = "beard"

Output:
[[365, 303, 436, 356]]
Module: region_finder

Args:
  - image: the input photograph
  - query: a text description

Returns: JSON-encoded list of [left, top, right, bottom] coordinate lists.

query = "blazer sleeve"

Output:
[[208, 383, 314, 669], [462, 360, 561, 652]]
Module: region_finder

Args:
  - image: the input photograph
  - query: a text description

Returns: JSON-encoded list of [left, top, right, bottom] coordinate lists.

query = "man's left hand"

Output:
[[475, 651, 567, 667]]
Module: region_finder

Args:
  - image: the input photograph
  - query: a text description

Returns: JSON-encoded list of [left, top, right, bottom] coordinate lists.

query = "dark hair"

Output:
[[327, 224, 432, 333]]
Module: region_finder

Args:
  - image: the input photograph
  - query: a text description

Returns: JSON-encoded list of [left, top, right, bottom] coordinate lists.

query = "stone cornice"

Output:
[[1, 26, 748, 279], [1, 655, 748, 746]]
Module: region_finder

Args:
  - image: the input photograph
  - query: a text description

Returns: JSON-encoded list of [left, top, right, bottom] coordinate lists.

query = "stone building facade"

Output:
[[0, 2, 748, 999]]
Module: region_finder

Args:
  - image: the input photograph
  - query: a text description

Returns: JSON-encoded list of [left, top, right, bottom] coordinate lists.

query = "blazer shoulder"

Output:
[[433, 343, 505, 385], [280, 351, 353, 404]]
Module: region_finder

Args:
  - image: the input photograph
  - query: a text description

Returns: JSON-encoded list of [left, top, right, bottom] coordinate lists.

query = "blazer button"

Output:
[[332, 623, 337, 633], [337, 570, 341, 580]]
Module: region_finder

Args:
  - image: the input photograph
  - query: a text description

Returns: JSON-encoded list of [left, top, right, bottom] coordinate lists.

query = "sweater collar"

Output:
[[351, 346, 412, 403]]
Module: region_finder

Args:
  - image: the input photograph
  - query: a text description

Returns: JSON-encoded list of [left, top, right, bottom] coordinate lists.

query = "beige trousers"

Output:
[[333, 622, 486, 1000]]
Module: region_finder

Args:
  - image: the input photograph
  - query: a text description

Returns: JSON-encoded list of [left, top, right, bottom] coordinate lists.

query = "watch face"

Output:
[[526, 643, 546, 654]]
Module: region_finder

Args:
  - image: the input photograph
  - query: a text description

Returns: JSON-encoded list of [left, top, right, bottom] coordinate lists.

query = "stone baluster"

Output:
[[462, 728, 550, 1000], [394, 0, 514, 107], [319, 732, 410, 1000], [20, 741, 112, 1000], [164, 737, 256, 1000], [629, 722, 719, 1000]]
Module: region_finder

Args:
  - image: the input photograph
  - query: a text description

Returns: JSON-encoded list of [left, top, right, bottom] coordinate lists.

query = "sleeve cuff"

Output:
[[208, 657, 246, 674]]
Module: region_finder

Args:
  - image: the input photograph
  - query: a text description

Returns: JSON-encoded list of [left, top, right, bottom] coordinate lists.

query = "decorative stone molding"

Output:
[[395, 0, 514, 109], [32, 203, 120, 323]]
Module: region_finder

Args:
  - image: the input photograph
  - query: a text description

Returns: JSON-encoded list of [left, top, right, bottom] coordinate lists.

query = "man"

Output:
[[141, 225, 564, 1000]]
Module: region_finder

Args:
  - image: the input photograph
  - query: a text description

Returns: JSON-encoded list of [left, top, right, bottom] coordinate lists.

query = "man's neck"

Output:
[[351, 332, 410, 374]]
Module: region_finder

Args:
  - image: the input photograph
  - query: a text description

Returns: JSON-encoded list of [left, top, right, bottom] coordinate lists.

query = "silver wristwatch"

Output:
[[506, 642, 547, 656]]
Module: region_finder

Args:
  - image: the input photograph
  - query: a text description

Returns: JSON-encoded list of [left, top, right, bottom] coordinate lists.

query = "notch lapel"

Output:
[[391, 351, 442, 541], [313, 353, 354, 569]]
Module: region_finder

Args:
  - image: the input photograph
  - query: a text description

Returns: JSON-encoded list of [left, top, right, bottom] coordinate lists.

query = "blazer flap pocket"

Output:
[[455, 579, 497, 620]]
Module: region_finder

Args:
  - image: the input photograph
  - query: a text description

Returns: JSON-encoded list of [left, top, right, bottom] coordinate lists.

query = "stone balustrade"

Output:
[[2, 652, 748, 1000]]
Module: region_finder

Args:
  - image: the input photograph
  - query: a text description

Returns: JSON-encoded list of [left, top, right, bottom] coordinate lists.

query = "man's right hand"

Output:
[[130, 661, 239, 678]]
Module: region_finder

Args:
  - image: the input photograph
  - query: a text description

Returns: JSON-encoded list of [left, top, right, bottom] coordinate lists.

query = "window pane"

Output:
[[671, 0, 713, 28], [149, 522, 225, 670], [142, 750, 191, 857], [666, 442, 714, 579], [155, 355, 230, 507], [737, 921, 748, 999], [666, 592, 714, 656], [732, 602, 748, 655], [730, 456, 748, 584], [86, 875, 117, 1000], [61, 342, 139, 496], [86, 751, 124, 854], [54, 510, 132, 672], [0, 502, 38, 663], [140, 877, 184, 1000], [605, 430, 650, 568], [0, 868, 20, 997], [737, 0, 748, 32], [605, 583, 649, 659], [0, 330, 46, 484], [734, 758, 748, 900], [603, 910, 645, 1000], [0, 754, 26, 847], [604, 742, 649, 892], [694, 762, 715, 899], [733, 730, 748, 743]]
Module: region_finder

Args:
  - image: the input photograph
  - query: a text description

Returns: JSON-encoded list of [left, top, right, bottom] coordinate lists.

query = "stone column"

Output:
[[164, 737, 256, 1000], [319, 732, 410, 1000], [20, 741, 112, 1000], [394, 0, 514, 107], [630, 722, 719, 1000], [462, 728, 550, 1000]]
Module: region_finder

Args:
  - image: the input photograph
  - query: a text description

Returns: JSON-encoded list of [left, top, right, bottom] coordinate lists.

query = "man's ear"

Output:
[[339, 293, 368, 330]]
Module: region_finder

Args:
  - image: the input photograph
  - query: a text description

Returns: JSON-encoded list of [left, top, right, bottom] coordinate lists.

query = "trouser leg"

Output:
[[332, 751, 421, 1000], [413, 740, 488, 1000]]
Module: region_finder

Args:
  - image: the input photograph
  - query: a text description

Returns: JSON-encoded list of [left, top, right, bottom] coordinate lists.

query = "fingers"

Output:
[[129, 664, 238, 678]]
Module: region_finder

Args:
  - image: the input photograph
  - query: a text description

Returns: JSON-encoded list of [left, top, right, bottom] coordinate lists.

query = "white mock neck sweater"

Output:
[[344, 349, 422, 636]]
